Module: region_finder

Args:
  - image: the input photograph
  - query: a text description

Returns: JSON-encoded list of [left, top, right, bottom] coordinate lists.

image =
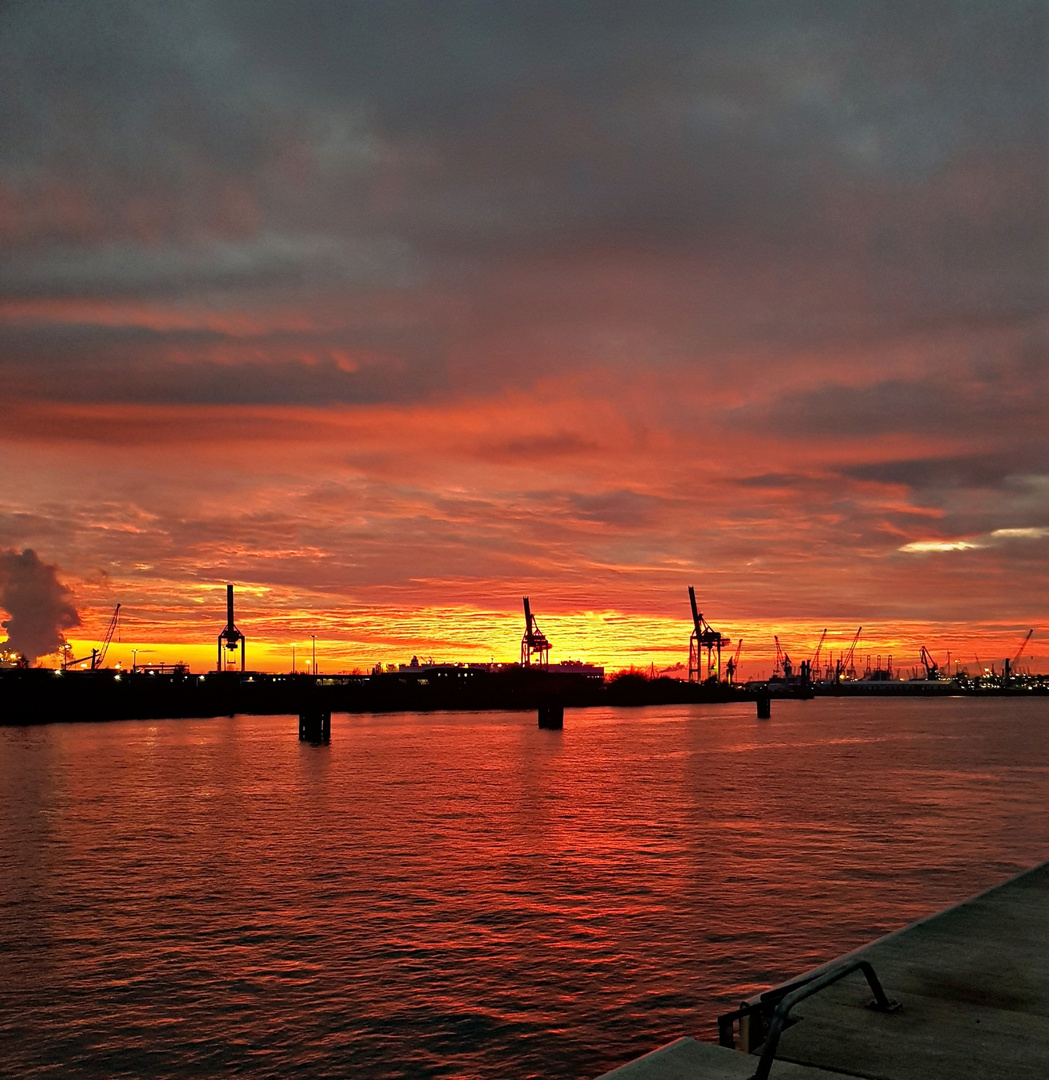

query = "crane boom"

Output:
[[811, 628, 827, 670], [1013, 629, 1034, 664], [521, 596, 550, 666], [1003, 629, 1034, 680], [61, 603, 122, 670], [836, 627, 862, 681], [96, 604, 121, 668], [688, 586, 702, 637]]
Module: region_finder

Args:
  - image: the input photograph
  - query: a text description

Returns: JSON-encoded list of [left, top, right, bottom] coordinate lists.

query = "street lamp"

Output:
[[310, 634, 318, 676], [132, 649, 138, 673]]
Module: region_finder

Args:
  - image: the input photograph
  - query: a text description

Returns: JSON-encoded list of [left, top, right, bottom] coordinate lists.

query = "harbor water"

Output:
[[2, 698, 1047, 1079]]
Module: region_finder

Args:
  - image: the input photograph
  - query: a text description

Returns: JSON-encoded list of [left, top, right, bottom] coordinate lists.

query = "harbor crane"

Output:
[[217, 584, 245, 672], [810, 629, 827, 681], [919, 645, 940, 681], [835, 627, 862, 682], [1004, 629, 1034, 680], [521, 597, 550, 666], [687, 586, 730, 683], [62, 604, 121, 670], [725, 638, 743, 684], [772, 635, 794, 682]]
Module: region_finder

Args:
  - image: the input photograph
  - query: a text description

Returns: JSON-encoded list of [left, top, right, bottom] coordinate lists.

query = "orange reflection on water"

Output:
[[2, 699, 1048, 1078]]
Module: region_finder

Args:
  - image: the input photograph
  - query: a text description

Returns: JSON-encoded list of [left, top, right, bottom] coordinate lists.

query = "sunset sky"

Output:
[[1, 2, 1045, 676]]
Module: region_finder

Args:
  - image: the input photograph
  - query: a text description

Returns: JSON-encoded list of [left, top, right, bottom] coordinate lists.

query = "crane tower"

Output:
[[217, 584, 246, 672], [521, 597, 550, 666], [687, 586, 730, 683]]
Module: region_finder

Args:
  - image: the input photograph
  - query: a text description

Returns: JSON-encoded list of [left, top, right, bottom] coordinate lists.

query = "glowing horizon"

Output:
[[55, 595, 1044, 681]]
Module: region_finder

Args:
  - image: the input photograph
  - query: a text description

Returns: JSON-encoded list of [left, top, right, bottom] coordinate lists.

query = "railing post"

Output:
[[748, 960, 900, 1080], [718, 1014, 735, 1049]]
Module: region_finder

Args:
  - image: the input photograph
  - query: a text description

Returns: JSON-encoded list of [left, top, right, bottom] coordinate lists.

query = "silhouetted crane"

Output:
[[217, 584, 245, 672], [1004, 629, 1034, 680], [62, 604, 120, 670], [521, 597, 550, 666], [96, 604, 120, 668], [919, 645, 940, 680], [835, 627, 862, 682], [772, 635, 794, 682], [810, 629, 827, 681], [687, 586, 729, 683], [725, 638, 743, 684]]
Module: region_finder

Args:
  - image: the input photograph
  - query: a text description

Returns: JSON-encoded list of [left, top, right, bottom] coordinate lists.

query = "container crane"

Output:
[[62, 604, 120, 670], [217, 584, 245, 672], [919, 645, 940, 681], [687, 586, 729, 683], [1004, 629, 1034, 680], [521, 597, 550, 666]]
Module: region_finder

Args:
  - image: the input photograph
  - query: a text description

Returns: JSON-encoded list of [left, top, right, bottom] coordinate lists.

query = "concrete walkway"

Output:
[[599, 860, 1049, 1079]]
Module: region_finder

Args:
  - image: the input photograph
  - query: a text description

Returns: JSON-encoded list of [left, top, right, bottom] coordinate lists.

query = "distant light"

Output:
[[114, 674, 121, 682]]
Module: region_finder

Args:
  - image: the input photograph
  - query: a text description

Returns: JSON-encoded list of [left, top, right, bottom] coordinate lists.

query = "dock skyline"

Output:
[[5, 568, 1042, 683]]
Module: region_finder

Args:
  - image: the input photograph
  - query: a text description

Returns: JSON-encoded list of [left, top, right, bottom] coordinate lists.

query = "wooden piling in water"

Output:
[[299, 709, 331, 742], [538, 702, 564, 729]]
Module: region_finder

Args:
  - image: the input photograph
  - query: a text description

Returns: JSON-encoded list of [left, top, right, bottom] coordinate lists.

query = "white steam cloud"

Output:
[[0, 549, 81, 663]]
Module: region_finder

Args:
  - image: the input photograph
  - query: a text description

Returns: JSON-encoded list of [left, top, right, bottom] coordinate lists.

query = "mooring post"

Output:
[[299, 708, 331, 742], [538, 701, 564, 729], [757, 693, 771, 719]]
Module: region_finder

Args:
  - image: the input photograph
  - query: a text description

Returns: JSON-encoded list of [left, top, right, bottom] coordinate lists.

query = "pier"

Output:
[[0, 665, 758, 726], [599, 859, 1049, 1079]]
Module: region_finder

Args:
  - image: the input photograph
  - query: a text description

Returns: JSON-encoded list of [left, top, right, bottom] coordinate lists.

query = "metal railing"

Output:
[[718, 958, 900, 1080]]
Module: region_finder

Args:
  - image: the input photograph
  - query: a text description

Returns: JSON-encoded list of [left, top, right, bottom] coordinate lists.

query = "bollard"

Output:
[[299, 709, 331, 742], [757, 694, 771, 719], [538, 702, 564, 729]]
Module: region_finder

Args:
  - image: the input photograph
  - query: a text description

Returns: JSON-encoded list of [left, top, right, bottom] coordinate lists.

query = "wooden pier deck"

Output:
[[599, 860, 1049, 1080]]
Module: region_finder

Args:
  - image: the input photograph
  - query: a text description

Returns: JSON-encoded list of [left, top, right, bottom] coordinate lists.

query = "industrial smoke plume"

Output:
[[0, 549, 80, 664]]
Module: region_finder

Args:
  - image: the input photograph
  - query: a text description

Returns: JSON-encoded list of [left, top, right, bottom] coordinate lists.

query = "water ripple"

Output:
[[1, 698, 1048, 1078]]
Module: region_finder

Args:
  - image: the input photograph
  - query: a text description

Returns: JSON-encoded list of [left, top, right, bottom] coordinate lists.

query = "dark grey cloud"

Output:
[[0, 234, 416, 299], [742, 340, 1049, 440], [0, 317, 447, 406], [566, 489, 661, 528], [845, 453, 1043, 491], [0, 0, 1044, 413]]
